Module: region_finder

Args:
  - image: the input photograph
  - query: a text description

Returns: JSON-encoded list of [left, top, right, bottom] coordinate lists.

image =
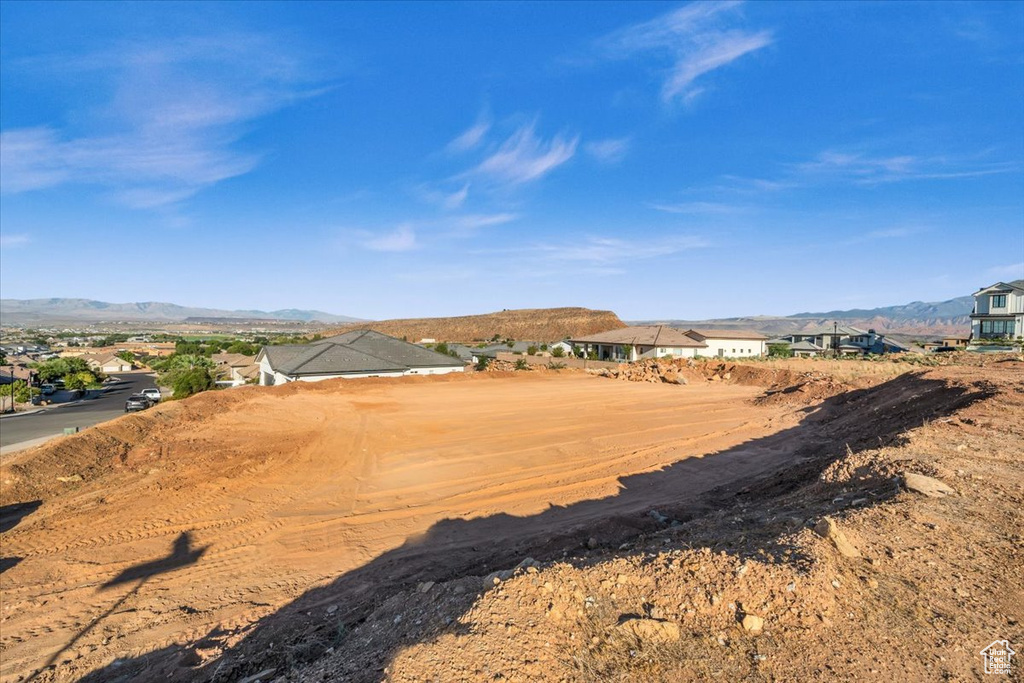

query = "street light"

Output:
[[833, 321, 839, 357]]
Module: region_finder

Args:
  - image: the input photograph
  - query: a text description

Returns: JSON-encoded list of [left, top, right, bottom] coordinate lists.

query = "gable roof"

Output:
[[259, 329, 464, 377], [569, 326, 705, 348], [973, 281, 1024, 296], [791, 340, 825, 352], [684, 328, 767, 341]]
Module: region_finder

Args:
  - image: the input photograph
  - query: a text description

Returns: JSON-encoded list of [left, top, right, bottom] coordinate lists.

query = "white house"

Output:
[[683, 329, 767, 358], [569, 326, 707, 361], [256, 330, 465, 386], [971, 281, 1024, 340]]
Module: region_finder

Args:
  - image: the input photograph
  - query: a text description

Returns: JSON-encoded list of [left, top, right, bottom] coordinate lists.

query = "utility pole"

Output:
[[833, 321, 839, 357]]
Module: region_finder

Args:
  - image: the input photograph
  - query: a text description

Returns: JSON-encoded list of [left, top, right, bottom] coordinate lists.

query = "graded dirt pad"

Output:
[[1, 372, 804, 682], [3, 359, 1022, 683]]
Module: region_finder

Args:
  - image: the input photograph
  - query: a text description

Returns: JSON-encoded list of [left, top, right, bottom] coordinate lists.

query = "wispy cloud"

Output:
[[453, 213, 518, 230], [472, 123, 578, 185], [584, 137, 630, 164], [0, 233, 31, 248], [794, 150, 1017, 185], [0, 33, 328, 206], [840, 225, 924, 246], [447, 115, 491, 153], [602, 1, 772, 103], [363, 224, 417, 252], [647, 200, 742, 215], [483, 234, 708, 268]]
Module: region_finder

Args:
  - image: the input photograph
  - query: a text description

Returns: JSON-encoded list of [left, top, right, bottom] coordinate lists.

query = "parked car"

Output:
[[932, 346, 958, 353], [125, 394, 151, 412], [40, 383, 56, 395], [141, 388, 161, 403]]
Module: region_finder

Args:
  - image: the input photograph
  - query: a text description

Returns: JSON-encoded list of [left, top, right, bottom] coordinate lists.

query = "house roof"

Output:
[[212, 352, 256, 367], [569, 326, 706, 348], [684, 328, 767, 341], [795, 325, 871, 337], [259, 330, 464, 377], [973, 281, 1024, 296], [791, 340, 825, 352]]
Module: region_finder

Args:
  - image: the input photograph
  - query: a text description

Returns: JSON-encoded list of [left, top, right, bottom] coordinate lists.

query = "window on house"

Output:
[[992, 294, 1007, 308]]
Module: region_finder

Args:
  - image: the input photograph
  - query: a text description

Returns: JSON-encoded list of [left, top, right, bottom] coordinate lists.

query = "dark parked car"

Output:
[[125, 394, 151, 412], [932, 346, 958, 353]]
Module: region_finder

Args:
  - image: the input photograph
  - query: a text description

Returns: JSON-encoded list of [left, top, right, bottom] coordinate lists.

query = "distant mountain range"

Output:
[[0, 298, 363, 325], [632, 281, 1023, 339]]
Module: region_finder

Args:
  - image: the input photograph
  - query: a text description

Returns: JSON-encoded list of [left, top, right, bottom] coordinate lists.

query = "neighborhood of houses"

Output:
[[2, 281, 1021, 394]]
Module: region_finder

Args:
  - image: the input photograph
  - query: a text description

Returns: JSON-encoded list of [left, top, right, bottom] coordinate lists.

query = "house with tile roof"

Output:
[[568, 326, 707, 361], [255, 330, 465, 386]]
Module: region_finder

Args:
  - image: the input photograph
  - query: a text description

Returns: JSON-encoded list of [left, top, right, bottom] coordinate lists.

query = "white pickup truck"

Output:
[[141, 388, 162, 403]]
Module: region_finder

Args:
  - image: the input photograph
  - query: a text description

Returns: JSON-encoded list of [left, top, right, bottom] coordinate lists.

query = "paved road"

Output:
[[0, 373, 159, 449]]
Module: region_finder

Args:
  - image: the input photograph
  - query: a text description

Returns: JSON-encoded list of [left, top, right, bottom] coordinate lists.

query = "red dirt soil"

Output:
[[3, 371, 800, 682], [2, 357, 1022, 682]]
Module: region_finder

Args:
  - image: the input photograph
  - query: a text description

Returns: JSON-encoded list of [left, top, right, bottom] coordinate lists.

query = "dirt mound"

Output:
[[324, 307, 626, 342], [587, 358, 856, 406]]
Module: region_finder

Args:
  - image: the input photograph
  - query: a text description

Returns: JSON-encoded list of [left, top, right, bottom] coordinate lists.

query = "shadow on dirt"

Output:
[[0, 499, 42, 533], [101, 532, 208, 590], [69, 372, 993, 683]]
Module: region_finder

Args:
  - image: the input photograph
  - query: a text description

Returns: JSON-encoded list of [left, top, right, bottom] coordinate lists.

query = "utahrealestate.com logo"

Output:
[[981, 640, 1015, 675]]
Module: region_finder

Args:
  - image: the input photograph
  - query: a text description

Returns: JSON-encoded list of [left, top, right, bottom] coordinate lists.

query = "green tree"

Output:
[[64, 371, 99, 391], [434, 342, 450, 356], [170, 368, 215, 399], [551, 346, 565, 358], [526, 345, 538, 356], [116, 350, 135, 362], [225, 341, 258, 356], [475, 357, 490, 371], [33, 357, 91, 383], [767, 343, 794, 358], [1, 380, 39, 403]]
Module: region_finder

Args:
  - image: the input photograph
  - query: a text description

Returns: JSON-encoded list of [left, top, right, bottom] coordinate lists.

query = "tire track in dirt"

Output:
[[1, 373, 807, 682]]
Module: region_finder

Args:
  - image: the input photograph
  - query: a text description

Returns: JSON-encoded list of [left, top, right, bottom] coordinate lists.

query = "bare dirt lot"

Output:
[[2, 356, 1022, 682], [3, 372, 802, 682]]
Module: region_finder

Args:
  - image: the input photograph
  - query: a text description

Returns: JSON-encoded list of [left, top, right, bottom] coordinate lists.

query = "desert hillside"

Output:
[[326, 306, 626, 342]]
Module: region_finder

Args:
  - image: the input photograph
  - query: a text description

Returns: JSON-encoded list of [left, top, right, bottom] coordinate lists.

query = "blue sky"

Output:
[[1, 1, 1022, 320]]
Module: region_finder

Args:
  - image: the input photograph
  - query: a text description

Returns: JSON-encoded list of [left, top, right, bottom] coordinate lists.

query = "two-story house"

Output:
[[971, 281, 1024, 340]]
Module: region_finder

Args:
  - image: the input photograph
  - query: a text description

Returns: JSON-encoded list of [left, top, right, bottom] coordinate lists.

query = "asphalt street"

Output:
[[0, 373, 159, 449]]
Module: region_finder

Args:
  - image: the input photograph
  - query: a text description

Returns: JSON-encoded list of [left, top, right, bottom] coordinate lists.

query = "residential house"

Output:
[[683, 329, 767, 358], [79, 353, 134, 373], [474, 341, 547, 358], [569, 326, 707, 361], [771, 326, 909, 356], [256, 330, 465, 386], [970, 282, 1024, 340], [212, 352, 260, 387]]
